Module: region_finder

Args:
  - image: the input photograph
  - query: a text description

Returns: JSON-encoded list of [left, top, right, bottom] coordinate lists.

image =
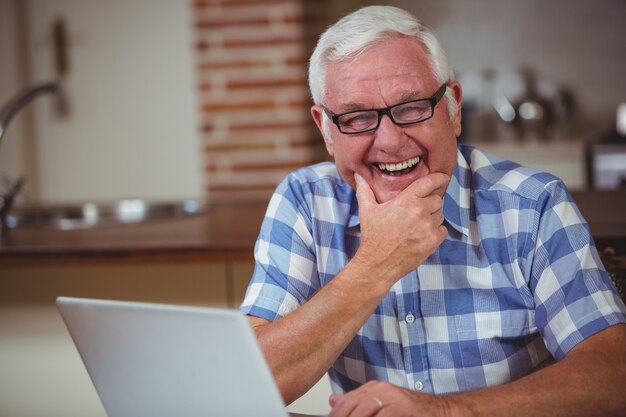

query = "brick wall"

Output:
[[191, 0, 330, 203]]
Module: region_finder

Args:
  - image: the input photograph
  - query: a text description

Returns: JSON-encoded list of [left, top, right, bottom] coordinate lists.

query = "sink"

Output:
[[6, 199, 206, 230]]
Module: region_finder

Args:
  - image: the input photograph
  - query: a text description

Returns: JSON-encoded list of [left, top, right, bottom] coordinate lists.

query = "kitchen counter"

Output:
[[0, 202, 268, 265], [1, 192, 625, 266]]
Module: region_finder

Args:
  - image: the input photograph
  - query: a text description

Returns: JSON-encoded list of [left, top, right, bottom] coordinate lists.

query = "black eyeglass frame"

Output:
[[323, 83, 449, 135]]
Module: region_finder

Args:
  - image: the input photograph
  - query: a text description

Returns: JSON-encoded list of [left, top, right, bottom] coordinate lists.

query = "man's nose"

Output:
[[373, 114, 408, 153]]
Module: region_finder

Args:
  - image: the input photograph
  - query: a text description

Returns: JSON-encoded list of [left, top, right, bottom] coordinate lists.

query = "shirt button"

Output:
[[414, 380, 424, 391], [405, 313, 415, 324]]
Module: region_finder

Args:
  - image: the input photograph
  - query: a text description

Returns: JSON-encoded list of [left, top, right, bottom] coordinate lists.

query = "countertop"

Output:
[[0, 202, 268, 265], [1, 191, 625, 266]]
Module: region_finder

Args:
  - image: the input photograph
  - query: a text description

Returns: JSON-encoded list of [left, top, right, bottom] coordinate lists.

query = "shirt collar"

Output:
[[443, 148, 471, 237], [346, 148, 470, 236]]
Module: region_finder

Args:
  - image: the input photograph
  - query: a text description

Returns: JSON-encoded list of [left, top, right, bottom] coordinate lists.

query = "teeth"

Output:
[[377, 156, 421, 172]]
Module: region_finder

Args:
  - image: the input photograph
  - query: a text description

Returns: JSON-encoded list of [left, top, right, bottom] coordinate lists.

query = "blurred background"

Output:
[[1, 0, 625, 416], [1, 0, 625, 206]]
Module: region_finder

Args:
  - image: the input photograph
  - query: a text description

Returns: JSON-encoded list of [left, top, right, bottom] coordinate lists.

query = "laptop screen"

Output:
[[57, 297, 290, 417]]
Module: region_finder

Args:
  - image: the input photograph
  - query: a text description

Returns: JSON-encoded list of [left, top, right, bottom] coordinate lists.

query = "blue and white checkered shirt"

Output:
[[240, 144, 626, 395]]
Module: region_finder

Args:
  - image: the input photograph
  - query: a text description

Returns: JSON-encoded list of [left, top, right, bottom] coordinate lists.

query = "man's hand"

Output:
[[328, 380, 458, 417], [353, 172, 449, 283]]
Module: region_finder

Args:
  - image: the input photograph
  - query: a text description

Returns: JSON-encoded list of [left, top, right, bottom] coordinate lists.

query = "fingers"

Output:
[[422, 193, 444, 216], [355, 172, 449, 208], [329, 393, 343, 407], [401, 172, 450, 199], [328, 381, 398, 417], [354, 173, 377, 209], [329, 393, 382, 417], [329, 394, 359, 417]]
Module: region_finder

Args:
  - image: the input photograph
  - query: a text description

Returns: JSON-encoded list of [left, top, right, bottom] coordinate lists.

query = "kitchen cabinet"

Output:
[[0, 261, 254, 308]]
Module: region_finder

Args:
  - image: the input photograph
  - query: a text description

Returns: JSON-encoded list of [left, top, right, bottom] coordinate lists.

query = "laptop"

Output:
[[57, 297, 320, 417]]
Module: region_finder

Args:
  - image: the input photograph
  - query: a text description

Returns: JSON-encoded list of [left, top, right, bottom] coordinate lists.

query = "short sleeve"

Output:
[[530, 180, 626, 359], [239, 174, 320, 321]]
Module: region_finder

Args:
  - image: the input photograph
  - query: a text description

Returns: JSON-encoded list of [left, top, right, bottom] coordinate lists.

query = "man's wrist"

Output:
[[342, 252, 396, 297]]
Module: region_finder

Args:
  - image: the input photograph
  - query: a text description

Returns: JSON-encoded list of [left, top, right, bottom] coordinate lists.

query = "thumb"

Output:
[[354, 173, 377, 209]]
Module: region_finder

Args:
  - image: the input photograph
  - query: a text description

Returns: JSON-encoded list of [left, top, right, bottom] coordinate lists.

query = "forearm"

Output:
[[452, 324, 626, 417], [251, 256, 393, 404]]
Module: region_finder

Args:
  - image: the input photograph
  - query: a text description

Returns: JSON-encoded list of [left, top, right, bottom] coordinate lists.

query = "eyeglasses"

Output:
[[323, 83, 448, 135]]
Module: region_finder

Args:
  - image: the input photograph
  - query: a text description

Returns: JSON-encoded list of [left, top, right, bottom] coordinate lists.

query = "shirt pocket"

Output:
[[454, 309, 547, 389]]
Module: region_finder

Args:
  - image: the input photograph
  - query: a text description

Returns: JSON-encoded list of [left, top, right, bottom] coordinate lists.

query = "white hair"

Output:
[[309, 5, 458, 119]]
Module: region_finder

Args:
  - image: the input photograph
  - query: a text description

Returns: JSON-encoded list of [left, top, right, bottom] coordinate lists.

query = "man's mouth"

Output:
[[376, 156, 421, 176]]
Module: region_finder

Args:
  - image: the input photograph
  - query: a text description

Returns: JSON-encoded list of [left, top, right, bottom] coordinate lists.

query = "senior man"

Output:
[[240, 5, 626, 417]]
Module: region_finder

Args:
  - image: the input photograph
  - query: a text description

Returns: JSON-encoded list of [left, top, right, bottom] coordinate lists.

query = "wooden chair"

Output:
[[599, 246, 626, 305]]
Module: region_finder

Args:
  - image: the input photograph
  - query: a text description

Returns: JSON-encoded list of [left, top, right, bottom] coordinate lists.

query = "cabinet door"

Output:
[[26, 0, 202, 202]]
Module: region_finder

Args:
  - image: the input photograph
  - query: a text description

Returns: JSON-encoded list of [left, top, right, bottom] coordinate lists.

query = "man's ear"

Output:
[[448, 81, 463, 137], [311, 105, 335, 157]]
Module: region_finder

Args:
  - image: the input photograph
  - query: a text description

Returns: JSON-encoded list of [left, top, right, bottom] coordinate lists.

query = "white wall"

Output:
[[0, 0, 30, 188], [1, 0, 203, 203]]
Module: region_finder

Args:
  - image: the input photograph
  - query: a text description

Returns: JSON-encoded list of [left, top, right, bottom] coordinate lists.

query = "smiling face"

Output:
[[311, 36, 463, 203]]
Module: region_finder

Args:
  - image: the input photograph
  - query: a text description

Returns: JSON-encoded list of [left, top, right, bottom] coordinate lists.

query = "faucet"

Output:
[[0, 81, 60, 235], [0, 82, 60, 147]]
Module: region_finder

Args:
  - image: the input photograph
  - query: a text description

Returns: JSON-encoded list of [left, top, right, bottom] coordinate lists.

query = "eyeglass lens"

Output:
[[337, 100, 433, 133]]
